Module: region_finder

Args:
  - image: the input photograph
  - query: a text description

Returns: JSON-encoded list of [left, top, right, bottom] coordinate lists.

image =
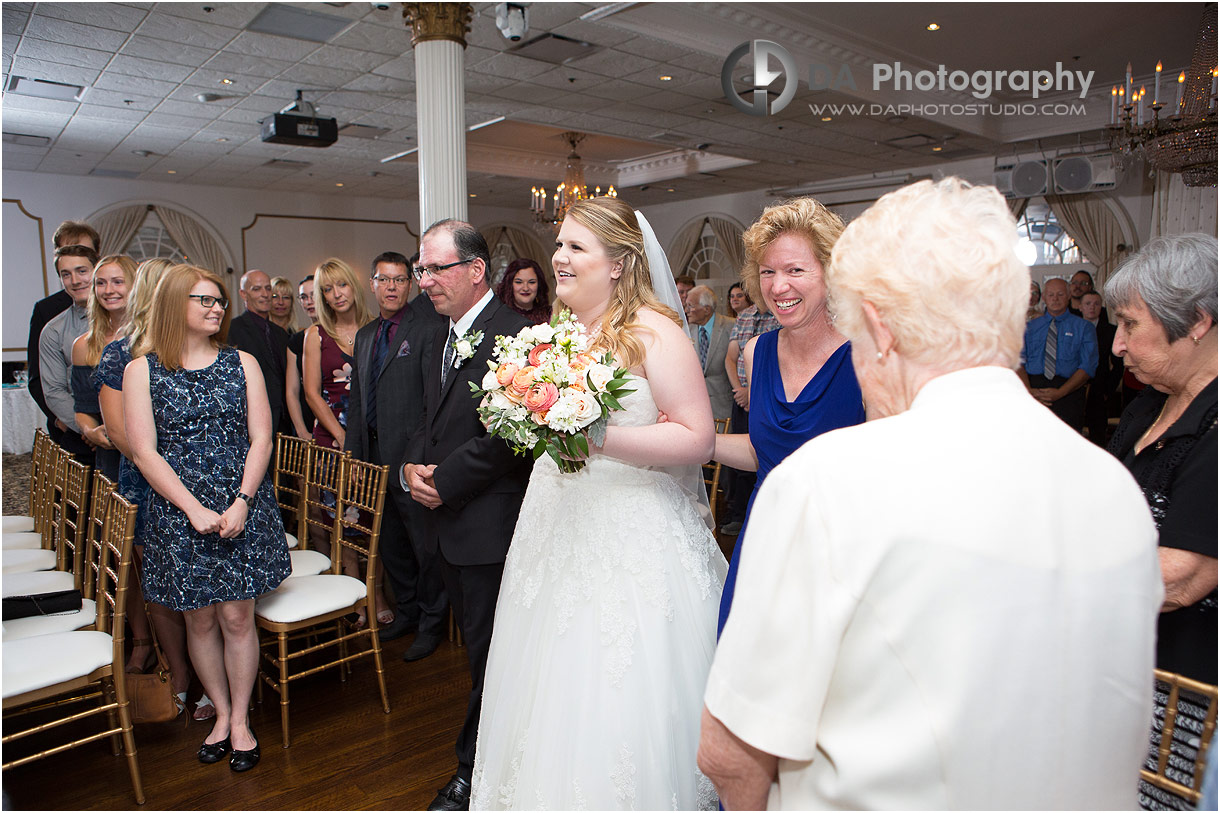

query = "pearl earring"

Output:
[[876, 351, 884, 360]]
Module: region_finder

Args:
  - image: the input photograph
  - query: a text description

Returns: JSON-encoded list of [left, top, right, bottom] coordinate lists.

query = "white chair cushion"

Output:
[[255, 574, 365, 624], [3, 516, 35, 533], [2, 570, 75, 598], [2, 531, 43, 550], [288, 549, 330, 578], [3, 630, 113, 698], [3, 549, 57, 574], [2, 600, 97, 641], [285, 532, 299, 549]]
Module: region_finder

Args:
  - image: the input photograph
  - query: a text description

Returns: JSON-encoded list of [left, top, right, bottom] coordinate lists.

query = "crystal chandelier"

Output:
[[530, 132, 617, 232], [1107, 4, 1217, 187]]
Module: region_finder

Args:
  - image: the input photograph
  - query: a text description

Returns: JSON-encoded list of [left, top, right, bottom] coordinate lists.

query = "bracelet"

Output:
[[237, 492, 253, 506]]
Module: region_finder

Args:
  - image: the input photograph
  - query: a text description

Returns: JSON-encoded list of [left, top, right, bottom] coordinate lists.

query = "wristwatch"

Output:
[[237, 492, 253, 506]]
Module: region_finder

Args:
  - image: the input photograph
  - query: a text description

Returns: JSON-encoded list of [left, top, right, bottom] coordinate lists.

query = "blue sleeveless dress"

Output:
[[717, 330, 865, 634], [140, 346, 291, 611]]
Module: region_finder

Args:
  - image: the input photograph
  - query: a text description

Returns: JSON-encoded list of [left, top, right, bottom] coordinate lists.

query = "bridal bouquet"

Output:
[[470, 310, 634, 473]]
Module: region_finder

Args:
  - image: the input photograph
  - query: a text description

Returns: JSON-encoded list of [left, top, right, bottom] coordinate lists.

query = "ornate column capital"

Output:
[[401, 3, 473, 48]]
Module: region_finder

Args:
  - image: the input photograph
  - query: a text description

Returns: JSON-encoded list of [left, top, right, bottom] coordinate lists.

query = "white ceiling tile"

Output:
[[550, 19, 637, 48], [34, 3, 147, 32], [199, 51, 294, 79], [529, 66, 607, 91], [314, 90, 383, 112], [120, 35, 215, 67], [370, 98, 416, 117], [79, 87, 160, 110], [327, 21, 410, 56], [2, 94, 80, 115], [341, 73, 411, 94], [154, 98, 234, 119], [303, 44, 392, 74], [9, 55, 102, 87], [583, 79, 657, 102], [0, 108, 71, 133], [566, 48, 652, 78], [3, 151, 45, 170], [465, 73, 516, 96], [3, 33, 20, 60], [158, 2, 263, 30], [134, 13, 240, 49], [226, 31, 322, 62], [93, 70, 180, 97], [23, 14, 129, 51], [371, 54, 414, 81], [14, 38, 113, 70], [72, 103, 149, 123], [2, 7, 29, 36], [615, 36, 695, 63], [142, 111, 214, 130], [467, 52, 552, 80], [278, 62, 363, 89]]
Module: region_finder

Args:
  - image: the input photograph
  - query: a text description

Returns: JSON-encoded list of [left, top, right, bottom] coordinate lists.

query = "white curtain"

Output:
[[482, 225, 550, 289], [154, 205, 229, 276], [1149, 172, 1219, 238], [1045, 194, 1131, 290], [94, 205, 147, 256], [668, 218, 706, 278], [709, 217, 745, 277]]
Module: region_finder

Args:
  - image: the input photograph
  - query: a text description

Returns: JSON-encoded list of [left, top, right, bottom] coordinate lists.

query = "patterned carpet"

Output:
[[3, 453, 32, 515]]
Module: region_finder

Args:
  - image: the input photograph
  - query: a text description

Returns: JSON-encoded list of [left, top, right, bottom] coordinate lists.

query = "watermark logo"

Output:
[[721, 40, 797, 116]]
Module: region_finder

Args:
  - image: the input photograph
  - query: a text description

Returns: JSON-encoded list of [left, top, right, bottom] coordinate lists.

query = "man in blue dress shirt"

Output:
[[1018, 277, 1098, 431]]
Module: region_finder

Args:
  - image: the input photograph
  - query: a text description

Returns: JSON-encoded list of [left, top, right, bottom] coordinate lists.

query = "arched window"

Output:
[[1015, 201, 1082, 266], [488, 234, 516, 288], [683, 222, 732, 281], [123, 210, 187, 263]]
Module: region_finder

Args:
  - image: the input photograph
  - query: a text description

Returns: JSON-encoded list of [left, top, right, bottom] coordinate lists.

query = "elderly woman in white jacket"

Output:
[[699, 177, 1165, 810]]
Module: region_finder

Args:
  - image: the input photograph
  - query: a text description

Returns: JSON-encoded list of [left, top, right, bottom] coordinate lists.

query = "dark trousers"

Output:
[[369, 440, 447, 637], [437, 557, 504, 781], [723, 401, 754, 525], [1030, 373, 1086, 431]]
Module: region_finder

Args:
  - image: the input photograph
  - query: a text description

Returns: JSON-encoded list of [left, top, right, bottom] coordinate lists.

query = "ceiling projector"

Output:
[[260, 94, 338, 148]]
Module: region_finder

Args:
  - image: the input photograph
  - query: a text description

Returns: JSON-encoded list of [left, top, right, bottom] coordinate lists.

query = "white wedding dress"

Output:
[[472, 377, 728, 811]]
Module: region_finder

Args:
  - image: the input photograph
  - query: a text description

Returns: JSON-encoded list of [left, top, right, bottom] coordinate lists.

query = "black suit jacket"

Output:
[[227, 311, 290, 437], [403, 297, 533, 567], [27, 290, 73, 422], [346, 302, 441, 486]]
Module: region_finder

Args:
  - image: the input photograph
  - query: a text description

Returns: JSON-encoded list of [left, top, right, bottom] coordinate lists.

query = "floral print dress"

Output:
[[312, 328, 354, 450]]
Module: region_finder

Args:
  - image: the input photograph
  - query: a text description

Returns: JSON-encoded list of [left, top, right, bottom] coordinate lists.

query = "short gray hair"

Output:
[[687, 285, 716, 309], [1104, 234, 1217, 342]]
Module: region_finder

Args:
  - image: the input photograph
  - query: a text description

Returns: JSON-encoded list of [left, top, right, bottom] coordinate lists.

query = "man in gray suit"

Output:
[[686, 285, 733, 421], [345, 251, 448, 656]]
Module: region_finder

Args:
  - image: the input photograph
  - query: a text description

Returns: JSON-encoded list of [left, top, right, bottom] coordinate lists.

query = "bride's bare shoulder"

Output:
[[634, 307, 684, 338]]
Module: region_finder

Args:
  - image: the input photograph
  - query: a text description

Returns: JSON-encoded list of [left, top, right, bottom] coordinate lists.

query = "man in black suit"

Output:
[[227, 269, 290, 438], [1081, 290, 1119, 445], [28, 221, 100, 439], [346, 251, 448, 653], [402, 221, 532, 811]]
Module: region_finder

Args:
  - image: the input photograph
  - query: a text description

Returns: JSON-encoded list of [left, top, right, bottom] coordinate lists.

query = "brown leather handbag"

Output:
[[123, 612, 179, 724]]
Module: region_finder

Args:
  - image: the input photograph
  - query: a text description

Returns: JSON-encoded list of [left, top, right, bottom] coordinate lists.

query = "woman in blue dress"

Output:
[[124, 264, 290, 771], [711, 198, 865, 634]]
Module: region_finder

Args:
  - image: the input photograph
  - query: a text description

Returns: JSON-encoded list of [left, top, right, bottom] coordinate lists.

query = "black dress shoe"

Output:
[[378, 613, 419, 642], [229, 730, 260, 773], [403, 632, 442, 662], [197, 736, 231, 764], [426, 774, 471, 811]]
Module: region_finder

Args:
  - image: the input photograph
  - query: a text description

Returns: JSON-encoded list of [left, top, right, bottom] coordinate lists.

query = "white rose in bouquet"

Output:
[[586, 363, 614, 392]]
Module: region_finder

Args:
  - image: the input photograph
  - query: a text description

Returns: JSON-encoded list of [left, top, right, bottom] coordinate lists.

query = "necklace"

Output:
[[1135, 398, 1175, 454]]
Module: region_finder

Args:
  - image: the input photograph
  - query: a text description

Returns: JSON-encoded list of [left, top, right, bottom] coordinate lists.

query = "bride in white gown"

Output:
[[471, 198, 728, 811]]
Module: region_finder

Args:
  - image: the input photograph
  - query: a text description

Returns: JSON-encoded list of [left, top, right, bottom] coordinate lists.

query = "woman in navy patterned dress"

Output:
[[124, 264, 290, 771]]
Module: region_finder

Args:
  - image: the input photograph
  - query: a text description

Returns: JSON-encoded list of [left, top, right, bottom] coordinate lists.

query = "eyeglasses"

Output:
[[373, 275, 411, 288], [411, 258, 473, 281], [188, 294, 228, 310]]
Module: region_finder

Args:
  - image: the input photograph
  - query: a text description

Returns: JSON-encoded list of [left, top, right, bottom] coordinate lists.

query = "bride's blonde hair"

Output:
[[564, 198, 683, 369]]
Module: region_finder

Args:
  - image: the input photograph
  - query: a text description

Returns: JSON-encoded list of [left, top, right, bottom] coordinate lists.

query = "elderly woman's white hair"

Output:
[[1104, 233, 1217, 342], [827, 177, 1028, 369]]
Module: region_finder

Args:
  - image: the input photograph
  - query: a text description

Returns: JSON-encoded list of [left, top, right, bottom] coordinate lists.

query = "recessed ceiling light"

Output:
[[932, 145, 943, 152], [216, 137, 229, 143], [335, 182, 344, 187], [166, 170, 177, 174], [132, 149, 153, 157], [666, 188, 675, 192], [926, 22, 940, 31], [821, 116, 832, 122], [220, 78, 234, 85], [469, 193, 477, 197], [658, 75, 673, 81]]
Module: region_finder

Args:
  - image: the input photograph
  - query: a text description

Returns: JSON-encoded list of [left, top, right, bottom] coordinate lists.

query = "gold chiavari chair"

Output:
[[703, 417, 732, 526], [1, 429, 50, 535], [275, 435, 329, 578], [254, 453, 392, 747], [3, 451, 88, 577], [2, 491, 144, 805], [2, 434, 59, 550], [1140, 669, 1219, 807], [2, 447, 81, 597], [2, 472, 115, 642]]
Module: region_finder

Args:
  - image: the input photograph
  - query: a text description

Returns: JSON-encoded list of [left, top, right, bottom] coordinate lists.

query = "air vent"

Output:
[[3, 132, 52, 147], [247, 4, 354, 43], [263, 158, 312, 169], [509, 33, 599, 65], [7, 75, 86, 102], [89, 168, 140, 179], [338, 123, 391, 139], [648, 132, 690, 145], [885, 133, 939, 149]]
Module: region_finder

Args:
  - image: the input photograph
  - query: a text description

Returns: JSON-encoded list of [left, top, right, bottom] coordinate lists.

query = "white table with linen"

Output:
[[2, 385, 47, 454]]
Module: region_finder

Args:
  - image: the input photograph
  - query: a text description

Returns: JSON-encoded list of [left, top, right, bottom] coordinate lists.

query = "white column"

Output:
[[415, 38, 467, 227]]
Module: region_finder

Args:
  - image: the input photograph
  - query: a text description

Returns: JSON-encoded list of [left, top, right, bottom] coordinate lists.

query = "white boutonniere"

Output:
[[452, 329, 484, 368]]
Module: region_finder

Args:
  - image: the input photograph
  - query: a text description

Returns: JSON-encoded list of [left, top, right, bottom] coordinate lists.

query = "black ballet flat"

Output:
[[229, 731, 260, 773], [197, 736, 231, 764]]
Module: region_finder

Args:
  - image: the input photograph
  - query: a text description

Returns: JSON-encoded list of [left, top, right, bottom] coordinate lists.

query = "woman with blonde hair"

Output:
[[710, 197, 864, 634], [71, 254, 136, 480], [269, 275, 298, 333], [472, 197, 728, 810], [125, 263, 290, 771]]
